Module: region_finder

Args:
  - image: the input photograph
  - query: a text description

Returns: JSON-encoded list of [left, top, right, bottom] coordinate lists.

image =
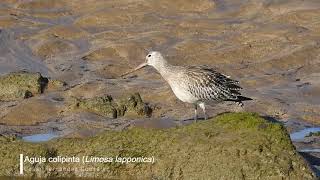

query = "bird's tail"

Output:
[[225, 96, 252, 107], [236, 96, 252, 102]]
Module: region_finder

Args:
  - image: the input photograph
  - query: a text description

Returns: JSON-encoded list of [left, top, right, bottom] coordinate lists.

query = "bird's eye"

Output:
[[148, 54, 151, 57]]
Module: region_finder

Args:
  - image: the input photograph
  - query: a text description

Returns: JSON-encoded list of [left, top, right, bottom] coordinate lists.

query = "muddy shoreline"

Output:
[[0, 0, 319, 178]]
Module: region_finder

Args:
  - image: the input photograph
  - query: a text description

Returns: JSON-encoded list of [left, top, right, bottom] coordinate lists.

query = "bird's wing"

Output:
[[184, 65, 242, 101]]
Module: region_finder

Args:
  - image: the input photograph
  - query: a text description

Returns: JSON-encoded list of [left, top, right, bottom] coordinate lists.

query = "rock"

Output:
[[0, 71, 48, 101], [0, 134, 19, 142], [74, 93, 152, 118], [76, 95, 117, 118], [306, 131, 320, 138], [116, 93, 152, 118], [0, 71, 66, 101], [0, 113, 315, 179]]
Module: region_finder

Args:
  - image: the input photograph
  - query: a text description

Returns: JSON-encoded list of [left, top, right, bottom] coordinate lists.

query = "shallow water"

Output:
[[290, 127, 320, 141], [22, 133, 58, 142], [299, 149, 320, 153]]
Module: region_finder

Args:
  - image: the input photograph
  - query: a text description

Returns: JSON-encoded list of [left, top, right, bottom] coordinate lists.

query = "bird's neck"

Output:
[[153, 59, 174, 80]]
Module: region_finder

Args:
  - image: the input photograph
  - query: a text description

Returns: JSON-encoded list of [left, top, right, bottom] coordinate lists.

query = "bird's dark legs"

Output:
[[199, 103, 207, 120], [194, 104, 198, 122]]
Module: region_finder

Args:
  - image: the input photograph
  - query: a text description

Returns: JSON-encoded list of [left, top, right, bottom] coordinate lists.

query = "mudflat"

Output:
[[0, 0, 319, 178]]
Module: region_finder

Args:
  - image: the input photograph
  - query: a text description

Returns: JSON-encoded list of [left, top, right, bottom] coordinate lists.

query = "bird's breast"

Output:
[[167, 80, 198, 104]]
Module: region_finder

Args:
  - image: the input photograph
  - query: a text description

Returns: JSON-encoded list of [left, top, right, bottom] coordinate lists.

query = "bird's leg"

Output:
[[199, 102, 207, 120], [194, 104, 198, 122]]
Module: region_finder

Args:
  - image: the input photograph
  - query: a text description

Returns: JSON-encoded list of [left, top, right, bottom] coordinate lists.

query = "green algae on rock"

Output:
[[306, 131, 320, 138], [0, 71, 48, 101], [116, 93, 152, 117], [0, 72, 67, 101], [0, 112, 315, 179], [75, 93, 152, 118], [76, 95, 117, 118]]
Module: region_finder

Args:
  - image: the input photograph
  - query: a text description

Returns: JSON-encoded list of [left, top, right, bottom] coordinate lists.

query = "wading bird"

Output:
[[122, 51, 252, 121]]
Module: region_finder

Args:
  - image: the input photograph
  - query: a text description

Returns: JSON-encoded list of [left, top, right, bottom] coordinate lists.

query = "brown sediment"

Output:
[[0, 0, 319, 136], [0, 0, 319, 177], [0, 98, 62, 126], [35, 40, 77, 59]]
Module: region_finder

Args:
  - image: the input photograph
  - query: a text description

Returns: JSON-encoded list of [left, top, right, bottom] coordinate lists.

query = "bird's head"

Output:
[[132, 51, 165, 71], [145, 51, 165, 67], [120, 51, 167, 77]]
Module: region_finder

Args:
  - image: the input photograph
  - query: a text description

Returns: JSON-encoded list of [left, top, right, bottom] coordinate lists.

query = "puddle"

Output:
[[290, 127, 320, 141], [132, 118, 180, 129], [298, 149, 320, 153], [22, 133, 59, 142]]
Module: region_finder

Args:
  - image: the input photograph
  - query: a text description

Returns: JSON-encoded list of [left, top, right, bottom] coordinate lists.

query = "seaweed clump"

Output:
[[75, 93, 152, 118], [0, 71, 48, 101]]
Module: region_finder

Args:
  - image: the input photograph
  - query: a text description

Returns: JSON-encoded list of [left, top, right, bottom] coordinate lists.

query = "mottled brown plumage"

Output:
[[123, 51, 252, 121], [184, 65, 246, 103]]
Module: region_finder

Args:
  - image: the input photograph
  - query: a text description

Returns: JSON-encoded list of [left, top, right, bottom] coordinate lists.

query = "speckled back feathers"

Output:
[[183, 65, 250, 103]]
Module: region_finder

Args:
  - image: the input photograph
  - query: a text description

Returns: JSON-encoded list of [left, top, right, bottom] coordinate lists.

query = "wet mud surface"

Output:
[[0, 0, 319, 177]]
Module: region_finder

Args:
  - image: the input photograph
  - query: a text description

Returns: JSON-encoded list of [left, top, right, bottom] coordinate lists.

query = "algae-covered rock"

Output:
[[0, 71, 48, 101], [0, 134, 19, 142], [306, 131, 320, 137], [76, 95, 117, 118], [75, 93, 152, 118], [0, 72, 66, 101], [0, 113, 315, 179], [116, 93, 152, 117]]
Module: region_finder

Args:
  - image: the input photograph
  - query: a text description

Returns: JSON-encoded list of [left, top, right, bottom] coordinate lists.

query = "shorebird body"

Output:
[[122, 51, 252, 121]]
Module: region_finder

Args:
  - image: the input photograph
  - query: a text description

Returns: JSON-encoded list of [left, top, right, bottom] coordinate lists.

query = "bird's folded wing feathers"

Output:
[[185, 66, 242, 101]]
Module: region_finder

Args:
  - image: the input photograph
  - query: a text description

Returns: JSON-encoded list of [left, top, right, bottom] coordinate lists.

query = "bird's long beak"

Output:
[[134, 62, 148, 71], [121, 62, 148, 77]]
